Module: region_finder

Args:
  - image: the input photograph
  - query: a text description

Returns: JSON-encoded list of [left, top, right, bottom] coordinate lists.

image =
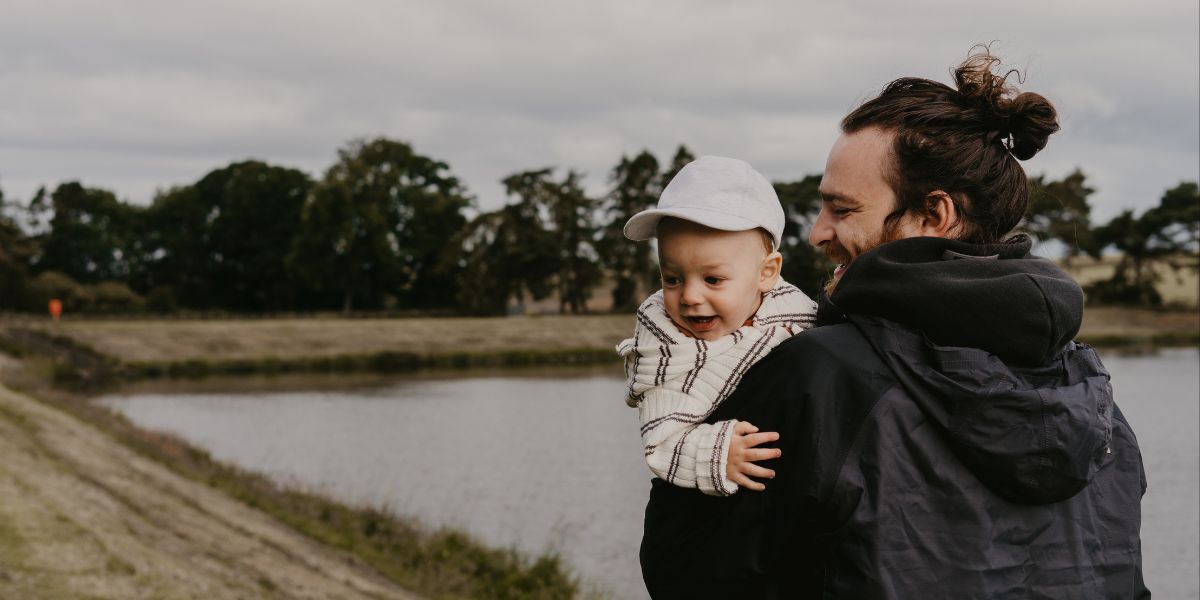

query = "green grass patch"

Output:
[[257, 575, 277, 591], [105, 555, 136, 576], [122, 348, 620, 380], [11, 378, 580, 600], [0, 509, 28, 568], [0, 402, 37, 434]]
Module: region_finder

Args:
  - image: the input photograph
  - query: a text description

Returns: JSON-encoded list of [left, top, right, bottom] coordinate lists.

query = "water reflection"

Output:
[[99, 348, 1199, 600], [101, 366, 649, 599]]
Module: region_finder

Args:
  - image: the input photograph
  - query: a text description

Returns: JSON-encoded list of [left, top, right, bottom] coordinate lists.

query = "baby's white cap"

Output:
[[623, 155, 785, 250]]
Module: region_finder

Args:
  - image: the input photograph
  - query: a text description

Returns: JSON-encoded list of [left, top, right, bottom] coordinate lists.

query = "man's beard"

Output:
[[821, 224, 902, 296]]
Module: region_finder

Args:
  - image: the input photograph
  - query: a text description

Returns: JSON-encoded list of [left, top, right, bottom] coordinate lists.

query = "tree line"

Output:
[[0, 137, 1196, 315]]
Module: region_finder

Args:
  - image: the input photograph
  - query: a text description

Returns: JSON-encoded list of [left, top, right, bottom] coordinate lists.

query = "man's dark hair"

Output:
[[842, 48, 1060, 244]]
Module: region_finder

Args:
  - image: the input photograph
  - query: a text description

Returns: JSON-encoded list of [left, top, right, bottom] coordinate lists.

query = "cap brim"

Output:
[[623, 207, 766, 241]]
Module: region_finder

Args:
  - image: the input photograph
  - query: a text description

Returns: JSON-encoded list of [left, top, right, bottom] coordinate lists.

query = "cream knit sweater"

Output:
[[616, 280, 816, 496]]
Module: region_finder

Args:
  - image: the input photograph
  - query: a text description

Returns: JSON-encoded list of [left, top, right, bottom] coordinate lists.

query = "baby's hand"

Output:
[[727, 421, 781, 492]]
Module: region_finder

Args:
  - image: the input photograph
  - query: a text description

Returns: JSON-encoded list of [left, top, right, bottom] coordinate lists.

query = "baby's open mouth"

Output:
[[685, 316, 718, 331]]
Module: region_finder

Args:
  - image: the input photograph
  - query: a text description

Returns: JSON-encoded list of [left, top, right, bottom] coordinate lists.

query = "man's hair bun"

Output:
[[840, 45, 1061, 243], [1005, 91, 1059, 160], [953, 50, 1060, 161]]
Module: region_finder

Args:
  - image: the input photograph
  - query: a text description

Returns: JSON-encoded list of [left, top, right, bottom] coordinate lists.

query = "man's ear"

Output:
[[759, 251, 782, 292], [920, 191, 960, 238]]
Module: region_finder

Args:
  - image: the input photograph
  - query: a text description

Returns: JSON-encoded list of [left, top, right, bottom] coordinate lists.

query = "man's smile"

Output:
[[822, 240, 855, 280]]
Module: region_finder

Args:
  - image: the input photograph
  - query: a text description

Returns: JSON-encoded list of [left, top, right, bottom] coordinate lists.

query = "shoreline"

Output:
[[0, 353, 582, 599], [1, 308, 1196, 383], [0, 375, 425, 599], [51, 335, 1200, 382], [0, 309, 1193, 598]]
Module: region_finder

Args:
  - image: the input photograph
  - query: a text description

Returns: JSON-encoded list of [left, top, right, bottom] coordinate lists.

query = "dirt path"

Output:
[[0, 382, 422, 600]]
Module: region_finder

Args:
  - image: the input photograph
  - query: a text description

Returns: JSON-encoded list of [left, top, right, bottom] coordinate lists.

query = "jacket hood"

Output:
[[851, 315, 1115, 504], [818, 234, 1083, 367], [815, 235, 1110, 504]]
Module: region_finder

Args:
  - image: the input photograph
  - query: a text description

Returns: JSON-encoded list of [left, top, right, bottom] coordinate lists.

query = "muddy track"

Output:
[[0, 380, 422, 599]]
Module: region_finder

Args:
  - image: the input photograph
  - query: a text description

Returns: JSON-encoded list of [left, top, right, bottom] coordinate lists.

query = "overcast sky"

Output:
[[1, 0, 1196, 223]]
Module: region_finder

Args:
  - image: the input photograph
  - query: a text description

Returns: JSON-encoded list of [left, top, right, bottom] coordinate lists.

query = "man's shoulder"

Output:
[[717, 321, 893, 412], [759, 321, 881, 372]]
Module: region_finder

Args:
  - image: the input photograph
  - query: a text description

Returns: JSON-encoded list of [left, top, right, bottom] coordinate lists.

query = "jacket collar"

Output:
[[816, 234, 1083, 366]]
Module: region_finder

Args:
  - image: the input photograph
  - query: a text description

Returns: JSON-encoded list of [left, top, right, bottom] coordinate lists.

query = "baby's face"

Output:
[[657, 219, 778, 341]]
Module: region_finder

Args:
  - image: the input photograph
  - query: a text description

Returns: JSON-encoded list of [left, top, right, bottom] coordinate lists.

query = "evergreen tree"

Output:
[[598, 150, 661, 311], [141, 161, 313, 310], [660, 145, 696, 188], [288, 138, 470, 313], [450, 201, 558, 315], [32, 182, 141, 284], [1025, 169, 1095, 262], [773, 175, 833, 297], [1086, 181, 1200, 305], [501, 168, 600, 314], [0, 186, 38, 310]]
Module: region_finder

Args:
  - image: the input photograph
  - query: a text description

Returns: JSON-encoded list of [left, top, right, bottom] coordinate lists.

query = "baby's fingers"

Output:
[[742, 447, 782, 463], [742, 431, 781, 448], [731, 471, 767, 492], [733, 421, 760, 436], [736, 462, 776, 480]]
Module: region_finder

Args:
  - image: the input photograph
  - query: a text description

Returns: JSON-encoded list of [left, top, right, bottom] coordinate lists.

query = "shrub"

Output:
[[145, 286, 178, 313], [27, 271, 92, 313], [91, 281, 146, 313], [26, 271, 147, 314]]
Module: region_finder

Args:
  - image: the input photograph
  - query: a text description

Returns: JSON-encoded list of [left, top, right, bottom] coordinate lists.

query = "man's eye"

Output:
[[705, 277, 723, 285], [832, 207, 852, 216]]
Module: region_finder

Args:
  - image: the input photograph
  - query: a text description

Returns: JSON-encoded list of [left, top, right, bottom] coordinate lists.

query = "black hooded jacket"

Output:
[[639, 235, 1148, 599]]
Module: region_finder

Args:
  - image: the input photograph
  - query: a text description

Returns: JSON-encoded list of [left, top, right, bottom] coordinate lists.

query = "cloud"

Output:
[[0, 0, 1195, 223]]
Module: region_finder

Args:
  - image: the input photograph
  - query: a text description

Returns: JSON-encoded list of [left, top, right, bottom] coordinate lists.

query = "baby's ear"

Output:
[[759, 251, 782, 292]]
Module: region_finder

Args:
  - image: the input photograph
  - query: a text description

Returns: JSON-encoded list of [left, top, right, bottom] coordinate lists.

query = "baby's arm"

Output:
[[639, 388, 780, 496]]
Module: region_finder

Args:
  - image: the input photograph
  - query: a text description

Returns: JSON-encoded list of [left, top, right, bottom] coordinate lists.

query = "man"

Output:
[[638, 51, 1148, 599]]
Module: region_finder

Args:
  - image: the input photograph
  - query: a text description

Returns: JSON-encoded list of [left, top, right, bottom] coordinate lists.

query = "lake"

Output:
[[100, 349, 1199, 599]]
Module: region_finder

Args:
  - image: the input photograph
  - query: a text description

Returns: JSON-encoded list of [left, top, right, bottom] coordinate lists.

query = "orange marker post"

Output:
[[48, 299, 63, 322]]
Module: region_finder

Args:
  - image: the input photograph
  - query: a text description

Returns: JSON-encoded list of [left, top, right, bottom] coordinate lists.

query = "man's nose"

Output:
[[809, 207, 834, 247]]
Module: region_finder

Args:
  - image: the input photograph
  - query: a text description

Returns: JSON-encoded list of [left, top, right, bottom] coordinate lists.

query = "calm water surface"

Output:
[[100, 349, 1199, 599]]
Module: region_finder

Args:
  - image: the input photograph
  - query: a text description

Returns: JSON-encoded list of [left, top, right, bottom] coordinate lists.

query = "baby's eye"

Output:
[[662, 276, 681, 287], [704, 276, 723, 285]]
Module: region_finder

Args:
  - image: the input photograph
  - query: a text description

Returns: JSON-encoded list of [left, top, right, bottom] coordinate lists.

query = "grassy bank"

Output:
[[0, 307, 1192, 598], [1, 308, 1195, 382], [0, 317, 595, 598], [8, 314, 632, 364], [0, 378, 406, 599], [1059, 254, 1199, 309], [1, 314, 629, 381], [0, 357, 581, 599], [1077, 307, 1200, 349]]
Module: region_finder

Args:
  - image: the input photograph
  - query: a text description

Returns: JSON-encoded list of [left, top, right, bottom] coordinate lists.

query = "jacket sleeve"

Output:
[[638, 387, 739, 496]]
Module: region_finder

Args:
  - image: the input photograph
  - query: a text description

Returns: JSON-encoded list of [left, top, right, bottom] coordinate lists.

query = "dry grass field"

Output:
[[2, 256, 1195, 371], [1078, 306, 1199, 344], [0, 254, 1190, 371], [9, 314, 632, 366], [3, 303, 1194, 373], [1061, 254, 1200, 308]]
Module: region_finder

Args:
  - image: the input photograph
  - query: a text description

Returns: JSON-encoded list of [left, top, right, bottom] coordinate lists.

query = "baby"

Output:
[[617, 155, 817, 496]]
